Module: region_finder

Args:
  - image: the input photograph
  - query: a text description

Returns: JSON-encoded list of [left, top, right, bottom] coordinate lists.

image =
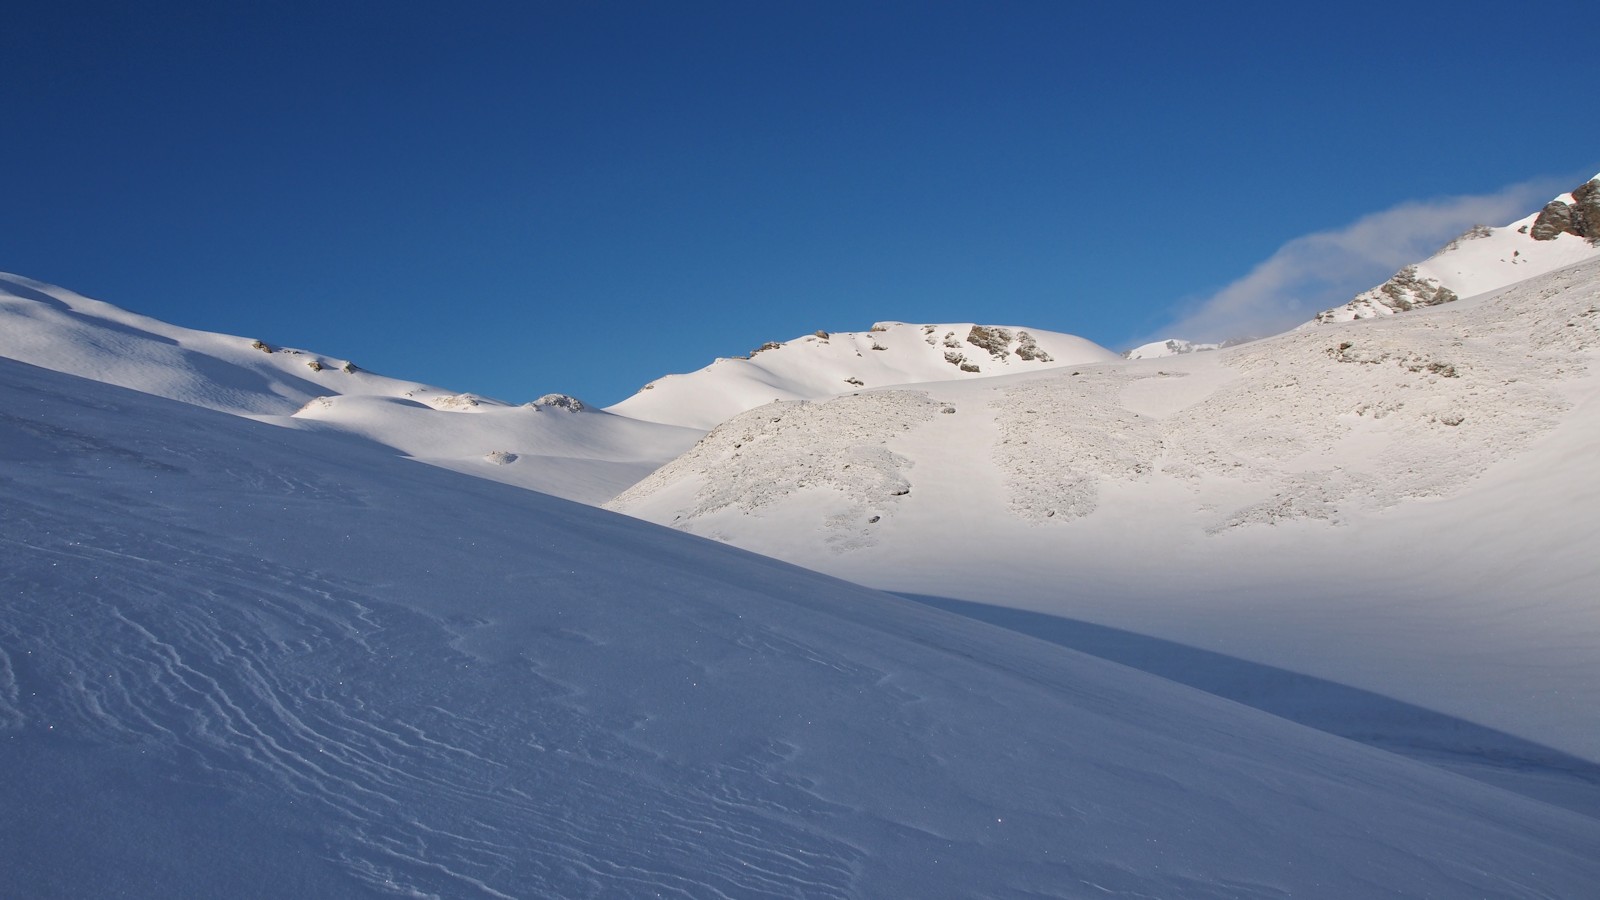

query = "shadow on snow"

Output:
[[900, 592, 1600, 820]]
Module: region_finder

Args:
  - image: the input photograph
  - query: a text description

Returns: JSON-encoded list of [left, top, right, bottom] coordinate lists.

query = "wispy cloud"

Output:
[[1154, 177, 1566, 343]]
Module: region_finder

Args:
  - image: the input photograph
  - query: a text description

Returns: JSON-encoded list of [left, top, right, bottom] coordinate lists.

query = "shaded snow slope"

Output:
[[5, 357, 1600, 897], [0, 273, 697, 502], [611, 256, 1600, 774], [606, 321, 1119, 430], [1313, 174, 1600, 324]]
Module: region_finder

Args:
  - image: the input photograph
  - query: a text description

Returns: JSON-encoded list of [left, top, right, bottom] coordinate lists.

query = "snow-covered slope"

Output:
[[5, 355, 1600, 897], [606, 321, 1119, 429], [612, 255, 1600, 796], [1312, 174, 1600, 324], [0, 273, 698, 502]]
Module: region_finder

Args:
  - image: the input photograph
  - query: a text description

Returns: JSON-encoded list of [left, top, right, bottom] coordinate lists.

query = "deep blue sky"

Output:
[[5, 1, 1597, 405]]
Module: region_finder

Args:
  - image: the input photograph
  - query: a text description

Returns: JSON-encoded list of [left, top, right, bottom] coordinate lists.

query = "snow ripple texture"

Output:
[[2, 507, 862, 898], [0, 394, 870, 898]]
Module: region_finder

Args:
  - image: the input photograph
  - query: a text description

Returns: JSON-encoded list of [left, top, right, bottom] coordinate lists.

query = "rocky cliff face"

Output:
[[1530, 179, 1600, 243]]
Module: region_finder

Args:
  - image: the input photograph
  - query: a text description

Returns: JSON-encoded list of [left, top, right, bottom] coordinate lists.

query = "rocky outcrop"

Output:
[[1014, 330, 1053, 361], [528, 393, 586, 412], [961, 326, 1054, 364], [1529, 179, 1600, 243], [1574, 180, 1600, 240], [966, 325, 1014, 359], [1314, 265, 1457, 324]]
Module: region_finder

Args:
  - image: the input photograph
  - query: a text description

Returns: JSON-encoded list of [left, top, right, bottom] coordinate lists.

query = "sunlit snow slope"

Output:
[[607, 321, 1119, 429], [0, 273, 698, 502], [612, 254, 1600, 802], [4, 356, 1600, 897]]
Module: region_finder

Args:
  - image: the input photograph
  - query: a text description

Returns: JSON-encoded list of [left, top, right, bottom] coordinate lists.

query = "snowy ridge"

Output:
[[5, 355, 1600, 897], [0, 273, 698, 501], [605, 320, 1119, 429], [612, 255, 1600, 776], [1312, 174, 1600, 324]]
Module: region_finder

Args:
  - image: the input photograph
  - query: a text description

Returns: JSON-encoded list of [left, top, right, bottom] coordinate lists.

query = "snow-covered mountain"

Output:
[[7, 347, 1600, 897], [611, 250, 1600, 807], [0, 273, 699, 502], [1123, 337, 1222, 359], [9, 169, 1600, 895], [606, 320, 1119, 429], [1311, 174, 1600, 324]]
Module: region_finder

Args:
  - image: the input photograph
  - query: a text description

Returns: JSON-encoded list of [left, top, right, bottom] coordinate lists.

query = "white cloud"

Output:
[[1154, 177, 1566, 343]]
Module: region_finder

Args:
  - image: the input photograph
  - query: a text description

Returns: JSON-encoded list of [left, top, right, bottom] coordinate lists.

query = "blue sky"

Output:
[[4, 1, 1597, 405]]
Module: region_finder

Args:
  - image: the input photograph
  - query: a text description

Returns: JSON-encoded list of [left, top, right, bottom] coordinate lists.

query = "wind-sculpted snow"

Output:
[[8, 358, 1600, 897]]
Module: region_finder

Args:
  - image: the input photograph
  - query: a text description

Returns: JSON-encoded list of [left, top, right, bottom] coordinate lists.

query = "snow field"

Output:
[[9, 357, 1600, 895]]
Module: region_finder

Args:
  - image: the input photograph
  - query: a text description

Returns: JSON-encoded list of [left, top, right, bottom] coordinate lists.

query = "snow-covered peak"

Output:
[[1311, 174, 1600, 325], [606, 321, 1119, 429], [1123, 338, 1222, 359]]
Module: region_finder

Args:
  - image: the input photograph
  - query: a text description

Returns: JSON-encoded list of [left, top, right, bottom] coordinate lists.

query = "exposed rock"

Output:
[[1531, 200, 1574, 241], [1439, 224, 1493, 252], [528, 393, 586, 412], [1572, 180, 1600, 241], [1315, 265, 1457, 324], [966, 325, 1014, 359], [1014, 330, 1053, 362], [306, 360, 324, 372], [751, 341, 783, 356], [250, 339, 271, 353], [433, 393, 484, 410], [1530, 179, 1600, 243]]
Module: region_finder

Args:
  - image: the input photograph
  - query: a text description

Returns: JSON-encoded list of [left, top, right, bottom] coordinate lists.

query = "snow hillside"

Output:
[[610, 254, 1600, 799], [1312, 173, 1600, 324], [0, 273, 699, 501], [5, 356, 1600, 897], [606, 320, 1120, 429]]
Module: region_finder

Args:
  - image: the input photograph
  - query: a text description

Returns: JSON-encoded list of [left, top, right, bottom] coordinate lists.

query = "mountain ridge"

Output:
[[605, 320, 1120, 429]]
